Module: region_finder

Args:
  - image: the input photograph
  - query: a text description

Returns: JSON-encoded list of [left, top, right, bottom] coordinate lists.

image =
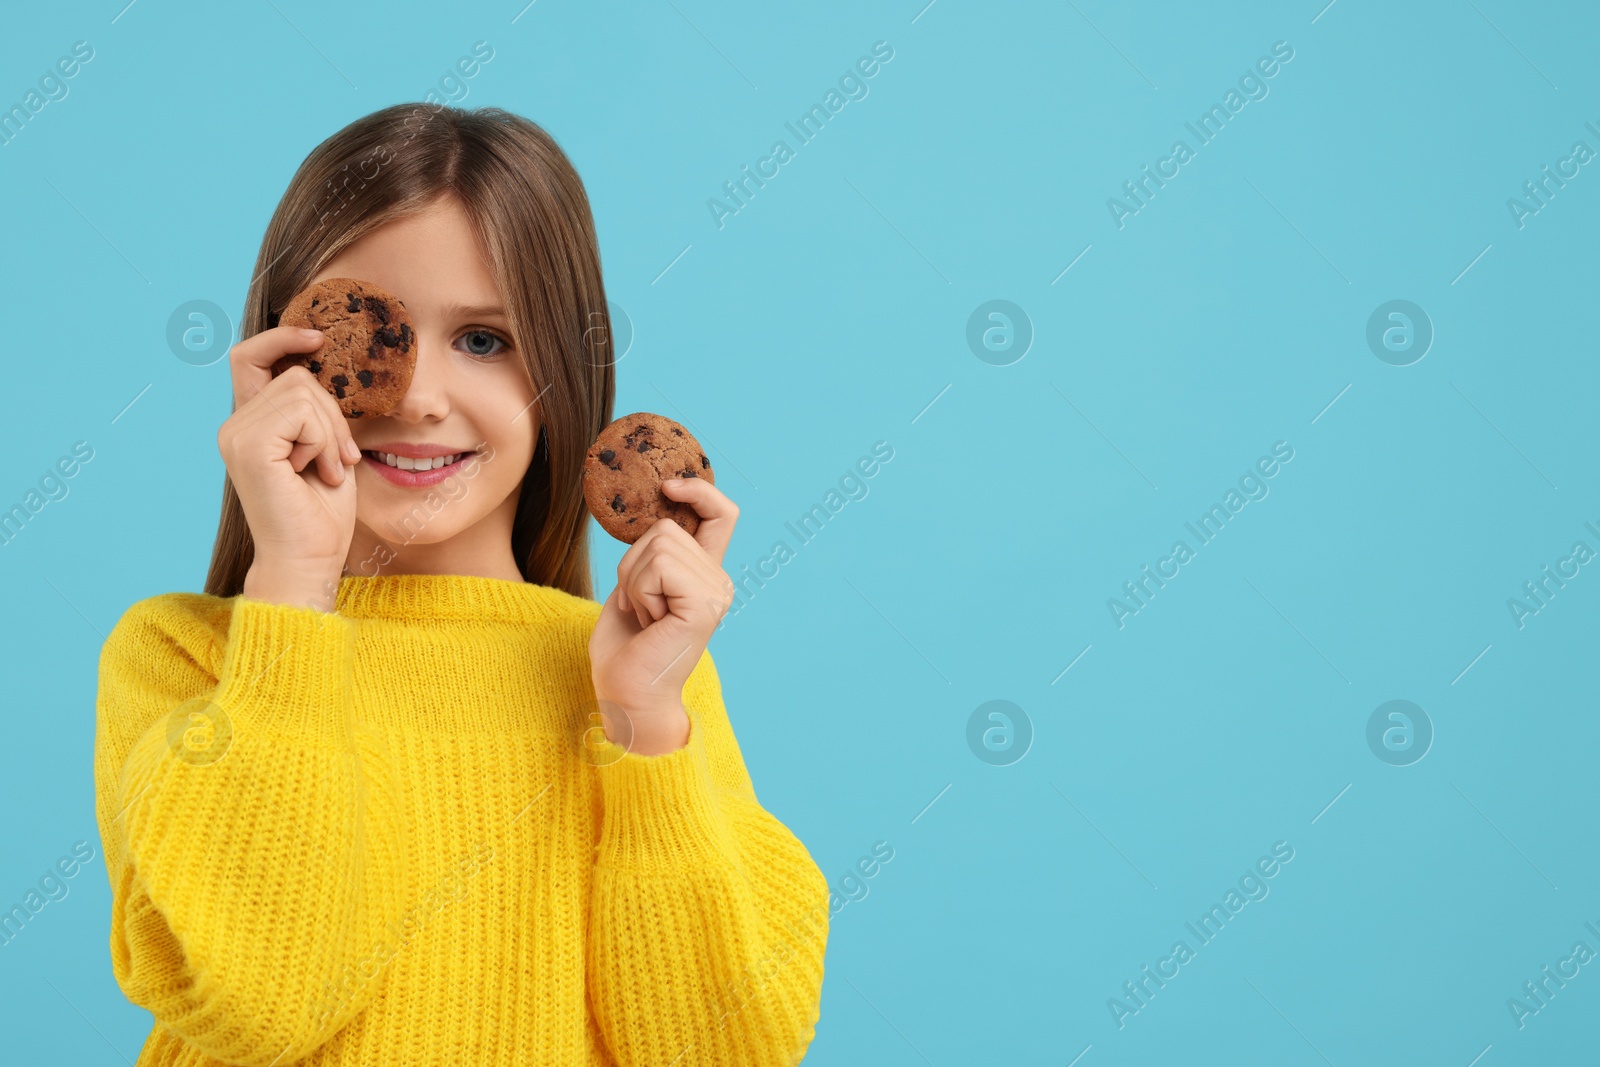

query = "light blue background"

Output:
[[2, 0, 1597, 1063]]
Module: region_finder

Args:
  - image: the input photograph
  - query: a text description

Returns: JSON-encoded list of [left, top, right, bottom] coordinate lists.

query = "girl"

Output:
[[92, 104, 829, 1066]]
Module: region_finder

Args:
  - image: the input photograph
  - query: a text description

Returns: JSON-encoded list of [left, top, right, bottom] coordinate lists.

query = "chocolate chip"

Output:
[[364, 297, 390, 325], [310, 298, 319, 307], [672, 428, 683, 436], [699, 454, 709, 468], [636, 440, 652, 452], [598, 449, 615, 464], [356, 369, 374, 387], [609, 495, 626, 513], [349, 410, 364, 417], [331, 373, 348, 399], [307, 359, 322, 374], [375, 326, 402, 348], [680, 468, 698, 478], [346, 293, 361, 313]]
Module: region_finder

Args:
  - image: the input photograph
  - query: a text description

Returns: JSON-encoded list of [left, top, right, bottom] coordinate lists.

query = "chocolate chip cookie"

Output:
[[269, 278, 416, 418], [582, 412, 714, 543]]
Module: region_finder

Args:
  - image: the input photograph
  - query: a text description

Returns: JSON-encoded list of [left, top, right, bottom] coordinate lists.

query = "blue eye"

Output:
[[457, 329, 508, 359]]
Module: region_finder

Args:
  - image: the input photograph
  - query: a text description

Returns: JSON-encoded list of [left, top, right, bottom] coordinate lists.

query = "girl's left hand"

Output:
[[588, 476, 739, 755]]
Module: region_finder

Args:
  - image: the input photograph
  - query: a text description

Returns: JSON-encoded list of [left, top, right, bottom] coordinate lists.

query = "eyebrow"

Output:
[[440, 302, 509, 320]]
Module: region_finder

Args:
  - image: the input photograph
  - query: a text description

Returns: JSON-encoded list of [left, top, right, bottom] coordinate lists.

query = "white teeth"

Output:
[[377, 453, 460, 471]]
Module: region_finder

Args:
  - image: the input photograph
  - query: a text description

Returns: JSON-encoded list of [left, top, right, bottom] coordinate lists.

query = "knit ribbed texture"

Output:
[[93, 573, 829, 1066]]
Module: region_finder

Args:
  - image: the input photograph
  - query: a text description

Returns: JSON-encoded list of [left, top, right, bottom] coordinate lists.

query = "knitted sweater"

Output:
[[92, 573, 829, 1066]]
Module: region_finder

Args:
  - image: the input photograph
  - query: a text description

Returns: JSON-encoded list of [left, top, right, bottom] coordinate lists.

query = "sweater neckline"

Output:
[[333, 571, 592, 623]]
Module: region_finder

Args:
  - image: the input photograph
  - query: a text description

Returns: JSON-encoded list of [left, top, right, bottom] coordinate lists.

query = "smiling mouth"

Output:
[[361, 450, 474, 472]]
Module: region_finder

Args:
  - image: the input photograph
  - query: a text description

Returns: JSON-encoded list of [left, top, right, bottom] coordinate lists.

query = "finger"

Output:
[[263, 382, 345, 488], [287, 440, 319, 474], [659, 476, 737, 567], [230, 327, 326, 411], [616, 566, 653, 628], [626, 548, 667, 623], [613, 525, 660, 617], [616, 526, 679, 623], [617, 538, 665, 626], [313, 409, 348, 487], [605, 583, 642, 632], [268, 389, 323, 473], [633, 517, 731, 602], [617, 584, 650, 629], [304, 399, 345, 488], [612, 512, 706, 595], [627, 536, 717, 625], [285, 372, 356, 487], [653, 521, 731, 592], [604, 537, 649, 630]]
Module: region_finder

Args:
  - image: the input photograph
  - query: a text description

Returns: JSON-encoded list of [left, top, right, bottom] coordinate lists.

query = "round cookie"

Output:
[[269, 278, 416, 418], [582, 412, 714, 543]]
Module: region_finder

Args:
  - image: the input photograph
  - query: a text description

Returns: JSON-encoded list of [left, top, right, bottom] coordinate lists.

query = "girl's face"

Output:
[[312, 194, 539, 579]]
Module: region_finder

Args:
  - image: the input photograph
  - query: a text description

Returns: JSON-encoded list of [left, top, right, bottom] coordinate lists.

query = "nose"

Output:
[[386, 328, 451, 425]]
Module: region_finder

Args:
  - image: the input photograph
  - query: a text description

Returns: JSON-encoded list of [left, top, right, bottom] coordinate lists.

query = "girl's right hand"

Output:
[[220, 327, 362, 589]]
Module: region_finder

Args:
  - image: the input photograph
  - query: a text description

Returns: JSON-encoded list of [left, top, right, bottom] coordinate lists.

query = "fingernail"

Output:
[[302, 328, 323, 339], [662, 478, 682, 489]]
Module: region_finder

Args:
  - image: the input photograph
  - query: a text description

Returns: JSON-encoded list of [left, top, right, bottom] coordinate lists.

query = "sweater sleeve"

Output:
[[92, 594, 410, 1067], [585, 649, 830, 1067]]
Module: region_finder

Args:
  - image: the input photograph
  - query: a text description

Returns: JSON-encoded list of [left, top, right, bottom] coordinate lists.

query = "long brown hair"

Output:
[[204, 103, 614, 600]]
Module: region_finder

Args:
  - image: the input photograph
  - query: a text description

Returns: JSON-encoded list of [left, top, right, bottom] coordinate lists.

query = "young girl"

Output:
[[92, 103, 829, 1066]]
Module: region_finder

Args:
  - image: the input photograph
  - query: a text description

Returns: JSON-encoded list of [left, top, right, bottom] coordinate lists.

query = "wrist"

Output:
[[595, 696, 690, 756], [243, 557, 346, 613]]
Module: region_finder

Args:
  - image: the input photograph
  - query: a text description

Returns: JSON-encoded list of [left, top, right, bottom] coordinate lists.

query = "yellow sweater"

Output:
[[92, 573, 829, 1066]]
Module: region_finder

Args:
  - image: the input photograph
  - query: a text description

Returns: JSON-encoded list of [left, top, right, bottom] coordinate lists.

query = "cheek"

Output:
[[478, 375, 540, 470], [466, 446, 525, 503]]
